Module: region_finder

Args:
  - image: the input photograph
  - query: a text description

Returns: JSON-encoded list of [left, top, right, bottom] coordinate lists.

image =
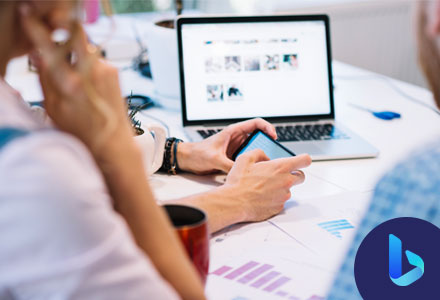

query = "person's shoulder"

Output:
[[0, 129, 115, 272], [0, 127, 111, 220], [0, 128, 102, 184]]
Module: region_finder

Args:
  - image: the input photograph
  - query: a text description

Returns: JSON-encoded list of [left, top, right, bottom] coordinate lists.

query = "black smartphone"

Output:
[[232, 130, 295, 161]]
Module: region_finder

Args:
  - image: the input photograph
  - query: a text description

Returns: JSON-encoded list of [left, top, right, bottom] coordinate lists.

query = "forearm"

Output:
[[171, 185, 248, 234], [95, 139, 205, 300]]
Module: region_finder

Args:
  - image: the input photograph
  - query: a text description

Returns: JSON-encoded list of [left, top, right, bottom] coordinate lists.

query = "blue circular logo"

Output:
[[354, 217, 440, 299]]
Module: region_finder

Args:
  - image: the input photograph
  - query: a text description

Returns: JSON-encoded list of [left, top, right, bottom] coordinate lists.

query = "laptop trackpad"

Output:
[[284, 143, 322, 156]]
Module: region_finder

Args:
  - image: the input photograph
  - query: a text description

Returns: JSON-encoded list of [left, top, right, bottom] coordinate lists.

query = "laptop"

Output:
[[176, 15, 379, 160]]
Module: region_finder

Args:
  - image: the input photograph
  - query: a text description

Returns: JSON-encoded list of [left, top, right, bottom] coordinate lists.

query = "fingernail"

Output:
[[19, 4, 30, 16]]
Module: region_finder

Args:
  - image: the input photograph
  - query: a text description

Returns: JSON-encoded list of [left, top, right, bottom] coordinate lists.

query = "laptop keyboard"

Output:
[[197, 123, 350, 141], [275, 124, 350, 141], [197, 129, 223, 139]]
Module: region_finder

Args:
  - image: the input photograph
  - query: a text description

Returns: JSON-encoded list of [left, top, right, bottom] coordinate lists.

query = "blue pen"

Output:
[[349, 103, 401, 121]]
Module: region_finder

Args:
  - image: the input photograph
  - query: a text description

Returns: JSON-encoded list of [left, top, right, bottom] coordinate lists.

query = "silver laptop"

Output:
[[176, 15, 379, 160]]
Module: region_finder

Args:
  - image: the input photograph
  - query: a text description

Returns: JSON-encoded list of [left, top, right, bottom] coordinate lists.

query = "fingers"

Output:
[[269, 154, 312, 173], [290, 170, 305, 186], [236, 149, 270, 165], [229, 118, 277, 140], [71, 23, 101, 73], [19, 4, 77, 92], [71, 23, 90, 61], [19, 4, 55, 61]]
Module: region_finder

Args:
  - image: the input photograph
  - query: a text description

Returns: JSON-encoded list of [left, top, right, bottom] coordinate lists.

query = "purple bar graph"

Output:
[[211, 260, 312, 299], [225, 261, 259, 280], [211, 266, 233, 276], [251, 271, 281, 288], [238, 264, 273, 284], [276, 290, 288, 297], [263, 276, 291, 292]]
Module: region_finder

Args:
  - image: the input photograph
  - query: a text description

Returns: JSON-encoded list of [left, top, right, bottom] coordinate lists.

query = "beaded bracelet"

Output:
[[161, 137, 183, 174]]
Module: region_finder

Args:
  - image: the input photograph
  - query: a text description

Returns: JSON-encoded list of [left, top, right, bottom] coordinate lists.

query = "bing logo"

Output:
[[354, 218, 440, 299], [388, 234, 424, 286]]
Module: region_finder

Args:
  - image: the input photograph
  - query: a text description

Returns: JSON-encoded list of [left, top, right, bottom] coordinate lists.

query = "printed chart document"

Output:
[[270, 192, 372, 262], [206, 192, 372, 300]]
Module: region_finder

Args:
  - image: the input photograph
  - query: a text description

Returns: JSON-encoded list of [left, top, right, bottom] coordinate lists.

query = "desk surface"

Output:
[[5, 15, 440, 300]]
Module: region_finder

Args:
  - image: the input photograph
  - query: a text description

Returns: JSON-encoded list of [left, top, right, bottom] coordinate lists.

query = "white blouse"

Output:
[[0, 78, 179, 300]]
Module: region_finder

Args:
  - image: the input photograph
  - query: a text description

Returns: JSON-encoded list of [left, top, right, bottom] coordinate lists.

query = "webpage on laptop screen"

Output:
[[181, 20, 332, 122]]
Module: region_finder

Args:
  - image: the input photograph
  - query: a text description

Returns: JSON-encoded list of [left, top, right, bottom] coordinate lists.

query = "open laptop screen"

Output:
[[179, 17, 333, 123]]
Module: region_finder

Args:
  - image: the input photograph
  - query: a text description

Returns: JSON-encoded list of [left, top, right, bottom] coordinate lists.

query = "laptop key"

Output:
[[315, 124, 324, 133], [197, 130, 209, 138]]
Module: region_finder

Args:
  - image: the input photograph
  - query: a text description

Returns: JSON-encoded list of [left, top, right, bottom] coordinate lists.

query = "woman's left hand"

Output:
[[177, 118, 277, 174]]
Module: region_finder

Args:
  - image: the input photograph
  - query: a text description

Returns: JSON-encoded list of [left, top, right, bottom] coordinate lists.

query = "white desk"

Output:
[[5, 15, 440, 300]]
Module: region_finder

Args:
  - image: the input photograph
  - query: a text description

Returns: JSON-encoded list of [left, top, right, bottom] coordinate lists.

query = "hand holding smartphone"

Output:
[[232, 130, 295, 161]]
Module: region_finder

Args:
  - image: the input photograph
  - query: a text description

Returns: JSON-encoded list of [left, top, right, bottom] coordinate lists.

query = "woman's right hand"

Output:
[[225, 149, 312, 222], [20, 4, 135, 161]]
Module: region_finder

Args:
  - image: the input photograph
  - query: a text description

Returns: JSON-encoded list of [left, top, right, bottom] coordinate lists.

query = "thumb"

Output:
[[218, 157, 234, 173], [237, 149, 270, 164]]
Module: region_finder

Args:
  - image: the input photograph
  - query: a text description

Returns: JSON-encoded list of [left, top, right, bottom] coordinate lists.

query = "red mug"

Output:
[[163, 204, 210, 285]]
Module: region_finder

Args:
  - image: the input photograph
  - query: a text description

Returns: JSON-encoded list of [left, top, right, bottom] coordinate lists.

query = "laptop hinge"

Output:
[[201, 122, 229, 127]]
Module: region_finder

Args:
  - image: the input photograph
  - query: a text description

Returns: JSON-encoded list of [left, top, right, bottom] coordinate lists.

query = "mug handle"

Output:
[[146, 125, 167, 174]]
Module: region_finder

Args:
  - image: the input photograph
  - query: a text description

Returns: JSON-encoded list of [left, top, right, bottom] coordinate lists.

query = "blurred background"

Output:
[[109, 0, 423, 88]]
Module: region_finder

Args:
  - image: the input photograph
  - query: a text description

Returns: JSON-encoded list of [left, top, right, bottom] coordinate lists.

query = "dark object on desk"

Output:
[[125, 94, 155, 110], [163, 204, 209, 285], [131, 22, 153, 79], [138, 60, 152, 78], [131, 44, 152, 78], [28, 101, 44, 108], [350, 103, 401, 121], [372, 111, 401, 120]]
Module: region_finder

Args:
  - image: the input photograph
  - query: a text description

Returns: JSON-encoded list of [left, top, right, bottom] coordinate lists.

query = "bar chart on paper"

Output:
[[208, 260, 326, 300], [317, 219, 354, 239]]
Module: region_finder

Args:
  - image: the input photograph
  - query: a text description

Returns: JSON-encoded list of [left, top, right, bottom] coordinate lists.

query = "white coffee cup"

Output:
[[134, 124, 167, 175]]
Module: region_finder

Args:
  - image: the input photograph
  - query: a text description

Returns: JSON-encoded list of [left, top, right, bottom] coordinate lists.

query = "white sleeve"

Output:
[[0, 131, 180, 300]]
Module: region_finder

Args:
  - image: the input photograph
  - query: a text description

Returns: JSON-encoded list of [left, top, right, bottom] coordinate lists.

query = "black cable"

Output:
[[334, 74, 440, 116]]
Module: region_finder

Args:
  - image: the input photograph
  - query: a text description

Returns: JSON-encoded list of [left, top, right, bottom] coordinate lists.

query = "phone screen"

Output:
[[235, 131, 295, 160]]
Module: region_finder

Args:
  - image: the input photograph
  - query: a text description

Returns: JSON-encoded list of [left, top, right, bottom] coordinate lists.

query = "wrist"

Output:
[[178, 184, 249, 233], [215, 184, 249, 224], [176, 141, 195, 173], [93, 133, 143, 173]]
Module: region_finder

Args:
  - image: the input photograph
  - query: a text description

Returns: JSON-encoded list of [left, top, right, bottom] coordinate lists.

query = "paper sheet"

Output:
[[206, 192, 372, 299]]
